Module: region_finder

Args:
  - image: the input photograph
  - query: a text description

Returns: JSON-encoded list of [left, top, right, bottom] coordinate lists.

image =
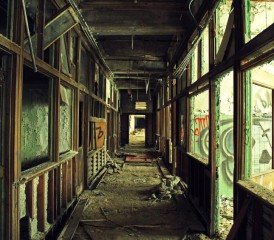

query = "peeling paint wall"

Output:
[[21, 70, 50, 170], [60, 85, 73, 154]]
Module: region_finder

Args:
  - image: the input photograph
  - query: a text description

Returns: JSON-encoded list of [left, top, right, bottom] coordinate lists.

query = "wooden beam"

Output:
[[89, 26, 185, 36], [37, 175, 46, 232], [58, 198, 88, 240], [26, 180, 35, 219], [62, 163, 68, 208], [79, 1, 187, 11], [48, 171, 55, 223]]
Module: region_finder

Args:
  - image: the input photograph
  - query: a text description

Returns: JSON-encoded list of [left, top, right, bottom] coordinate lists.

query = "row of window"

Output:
[[159, 0, 274, 192]]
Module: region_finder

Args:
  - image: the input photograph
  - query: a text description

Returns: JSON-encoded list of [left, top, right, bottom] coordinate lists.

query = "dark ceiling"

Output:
[[78, 0, 202, 90]]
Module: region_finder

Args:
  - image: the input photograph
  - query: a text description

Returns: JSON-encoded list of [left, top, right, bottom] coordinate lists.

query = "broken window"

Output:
[[80, 47, 89, 87], [245, 58, 274, 191], [215, 0, 233, 55], [189, 90, 209, 162], [245, 0, 274, 42], [21, 66, 52, 170], [60, 35, 70, 75], [43, 0, 58, 67], [59, 84, 73, 155], [43, 6, 78, 50], [201, 25, 209, 76], [0, 0, 13, 39]]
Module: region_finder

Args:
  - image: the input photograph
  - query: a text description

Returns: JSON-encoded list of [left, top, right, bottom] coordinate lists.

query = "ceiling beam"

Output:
[[79, 1, 188, 11], [90, 26, 185, 36]]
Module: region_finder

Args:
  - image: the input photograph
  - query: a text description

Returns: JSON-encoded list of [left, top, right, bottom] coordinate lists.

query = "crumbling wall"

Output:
[[21, 87, 49, 169]]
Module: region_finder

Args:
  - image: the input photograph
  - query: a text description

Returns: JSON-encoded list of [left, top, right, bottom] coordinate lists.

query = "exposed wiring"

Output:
[[188, 0, 201, 34]]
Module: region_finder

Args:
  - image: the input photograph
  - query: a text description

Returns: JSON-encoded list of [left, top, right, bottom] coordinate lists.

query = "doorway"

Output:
[[129, 115, 146, 146]]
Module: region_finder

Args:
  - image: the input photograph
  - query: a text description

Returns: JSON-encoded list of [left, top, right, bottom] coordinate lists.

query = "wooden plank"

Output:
[[20, 151, 78, 183], [226, 198, 251, 240], [26, 180, 35, 218], [48, 171, 55, 223], [62, 163, 68, 208], [55, 167, 61, 216], [67, 160, 73, 202], [58, 198, 88, 240], [37, 175, 46, 232], [72, 158, 77, 196]]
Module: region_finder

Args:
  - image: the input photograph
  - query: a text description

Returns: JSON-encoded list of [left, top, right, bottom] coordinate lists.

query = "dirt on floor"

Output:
[[73, 149, 209, 240]]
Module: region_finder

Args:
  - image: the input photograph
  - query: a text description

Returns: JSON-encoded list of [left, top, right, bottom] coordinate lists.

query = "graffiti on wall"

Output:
[[95, 122, 106, 149]]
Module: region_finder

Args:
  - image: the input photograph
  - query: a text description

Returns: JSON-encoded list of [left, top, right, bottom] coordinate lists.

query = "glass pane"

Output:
[[252, 84, 272, 174], [215, 0, 233, 54], [44, 7, 78, 49], [21, 67, 51, 170], [245, 0, 274, 43], [201, 25, 209, 76], [59, 85, 73, 154], [190, 90, 209, 161], [246, 59, 274, 191]]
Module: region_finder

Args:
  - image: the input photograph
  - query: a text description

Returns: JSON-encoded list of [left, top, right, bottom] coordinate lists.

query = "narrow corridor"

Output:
[[63, 147, 207, 240]]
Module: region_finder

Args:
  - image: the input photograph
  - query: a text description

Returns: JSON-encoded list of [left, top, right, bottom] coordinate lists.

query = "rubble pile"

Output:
[[218, 196, 233, 239], [148, 175, 183, 201], [106, 158, 123, 174]]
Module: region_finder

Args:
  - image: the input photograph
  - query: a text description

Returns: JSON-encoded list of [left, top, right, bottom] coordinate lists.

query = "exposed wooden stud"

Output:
[[48, 170, 55, 223], [26, 180, 35, 219], [67, 160, 73, 202], [55, 167, 61, 216], [62, 163, 68, 208], [37, 175, 46, 232]]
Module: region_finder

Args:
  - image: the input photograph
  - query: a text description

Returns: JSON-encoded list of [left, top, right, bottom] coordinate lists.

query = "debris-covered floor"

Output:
[[67, 146, 212, 240]]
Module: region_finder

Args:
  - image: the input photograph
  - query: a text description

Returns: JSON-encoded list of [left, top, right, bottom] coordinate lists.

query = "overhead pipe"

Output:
[[21, 0, 37, 72]]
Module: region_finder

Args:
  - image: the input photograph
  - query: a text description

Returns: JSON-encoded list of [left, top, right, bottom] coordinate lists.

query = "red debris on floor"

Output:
[[125, 154, 153, 163]]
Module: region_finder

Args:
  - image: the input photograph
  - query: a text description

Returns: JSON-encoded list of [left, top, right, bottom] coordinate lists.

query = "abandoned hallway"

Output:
[[1, 0, 274, 239]]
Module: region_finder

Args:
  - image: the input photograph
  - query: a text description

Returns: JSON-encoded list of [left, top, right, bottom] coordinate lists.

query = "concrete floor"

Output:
[[70, 145, 208, 240]]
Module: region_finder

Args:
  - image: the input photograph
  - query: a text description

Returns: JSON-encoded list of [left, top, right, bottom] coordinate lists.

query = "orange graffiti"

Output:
[[194, 115, 209, 136]]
